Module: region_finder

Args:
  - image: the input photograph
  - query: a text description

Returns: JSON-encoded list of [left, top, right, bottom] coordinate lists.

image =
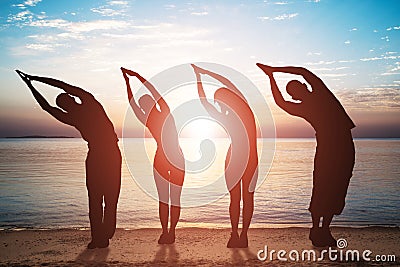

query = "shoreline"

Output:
[[2, 137, 400, 140], [1, 225, 399, 231], [1, 227, 399, 266]]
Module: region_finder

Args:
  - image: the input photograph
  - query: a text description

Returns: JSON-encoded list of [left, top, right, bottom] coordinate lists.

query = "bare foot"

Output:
[[158, 233, 169, 244], [227, 232, 240, 248]]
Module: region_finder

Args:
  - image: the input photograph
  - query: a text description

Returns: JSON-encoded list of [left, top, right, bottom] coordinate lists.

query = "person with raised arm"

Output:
[[121, 67, 185, 244], [257, 63, 355, 247], [191, 64, 258, 248], [16, 70, 121, 249]]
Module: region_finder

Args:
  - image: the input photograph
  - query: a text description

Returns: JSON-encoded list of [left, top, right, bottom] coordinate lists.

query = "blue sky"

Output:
[[0, 0, 399, 137]]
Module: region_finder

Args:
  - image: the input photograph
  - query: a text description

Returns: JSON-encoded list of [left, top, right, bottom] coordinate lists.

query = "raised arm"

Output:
[[120, 68, 146, 125], [262, 65, 325, 91], [192, 64, 246, 102], [121, 67, 169, 113], [16, 70, 73, 125], [27, 74, 92, 100], [256, 64, 303, 117], [191, 65, 224, 120]]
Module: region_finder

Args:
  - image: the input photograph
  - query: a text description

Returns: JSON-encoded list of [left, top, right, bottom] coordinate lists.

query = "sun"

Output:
[[180, 118, 226, 138]]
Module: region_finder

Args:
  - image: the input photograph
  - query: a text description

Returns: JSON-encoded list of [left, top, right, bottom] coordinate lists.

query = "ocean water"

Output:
[[0, 138, 399, 230]]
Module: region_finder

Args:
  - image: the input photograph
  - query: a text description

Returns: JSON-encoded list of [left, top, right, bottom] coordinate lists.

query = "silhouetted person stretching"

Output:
[[257, 64, 355, 247], [192, 64, 258, 248], [121, 67, 185, 244], [16, 70, 121, 249]]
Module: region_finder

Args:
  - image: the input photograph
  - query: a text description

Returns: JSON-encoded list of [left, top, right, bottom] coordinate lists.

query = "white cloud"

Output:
[[69, 20, 129, 32], [384, 56, 399, 60], [390, 66, 400, 71], [191, 11, 209, 16], [258, 13, 298, 21], [375, 83, 400, 87], [164, 4, 176, 10], [306, 60, 336, 65], [274, 1, 289, 5], [349, 28, 357, 31], [25, 43, 65, 51], [23, 0, 42, 7], [18, 20, 216, 58], [336, 87, 400, 110], [344, 40, 351, 44], [360, 57, 381, 61], [320, 73, 348, 77], [7, 10, 34, 23], [57, 32, 84, 40], [275, 13, 298, 20], [12, 3, 26, 9], [90, 1, 129, 17], [388, 62, 400, 72], [28, 19, 129, 33], [37, 11, 46, 19], [29, 19, 69, 28], [381, 72, 400, 76], [386, 26, 400, 31], [360, 55, 400, 62], [307, 52, 322, 56], [27, 34, 58, 42], [312, 67, 349, 71], [108, 1, 128, 5], [91, 7, 124, 16], [101, 23, 211, 42]]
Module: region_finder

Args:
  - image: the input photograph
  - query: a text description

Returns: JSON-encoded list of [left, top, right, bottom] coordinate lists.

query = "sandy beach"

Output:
[[0, 227, 399, 266]]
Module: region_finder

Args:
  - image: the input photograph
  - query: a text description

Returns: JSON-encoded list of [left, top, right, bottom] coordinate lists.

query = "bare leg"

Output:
[[159, 202, 169, 234], [103, 197, 118, 239], [86, 157, 108, 249], [312, 213, 321, 228], [322, 214, 333, 229], [229, 183, 241, 234], [169, 183, 182, 233], [227, 183, 241, 248], [242, 174, 255, 233], [103, 166, 121, 240], [168, 205, 180, 244], [242, 192, 254, 234], [168, 165, 184, 244], [170, 205, 180, 231], [87, 190, 105, 249], [322, 213, 336, 246], [309, 212, 324, 247], [239, 172, 255, 248], [154, 165, 170, 244]]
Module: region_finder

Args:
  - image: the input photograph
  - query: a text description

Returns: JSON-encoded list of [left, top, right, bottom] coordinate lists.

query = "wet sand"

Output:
[[0, 227, 399, 266]]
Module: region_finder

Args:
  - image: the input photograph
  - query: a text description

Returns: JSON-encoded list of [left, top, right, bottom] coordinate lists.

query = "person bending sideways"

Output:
[[16, 70, 121, 249], [257, 64, 355, 247]]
